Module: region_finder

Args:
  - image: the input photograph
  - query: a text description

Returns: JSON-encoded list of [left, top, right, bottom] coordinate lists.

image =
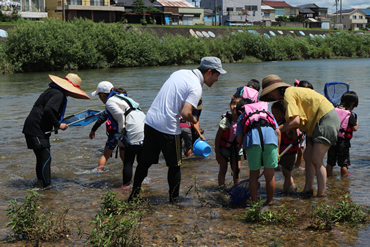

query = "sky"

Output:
[[286, 0, 370, 14]]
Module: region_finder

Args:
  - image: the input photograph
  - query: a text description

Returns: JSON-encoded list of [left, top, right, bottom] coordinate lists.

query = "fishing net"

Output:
[[228, 179, 260, 204], [324, 82, 349, 107]]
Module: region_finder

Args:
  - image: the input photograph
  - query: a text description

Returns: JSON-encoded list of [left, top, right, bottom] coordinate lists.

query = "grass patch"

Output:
[[4, 190, 70, 244]]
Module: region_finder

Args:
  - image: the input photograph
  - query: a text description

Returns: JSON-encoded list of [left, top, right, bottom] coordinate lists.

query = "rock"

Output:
[[173, 235, 182, 243], [225, 233, 241, 239]]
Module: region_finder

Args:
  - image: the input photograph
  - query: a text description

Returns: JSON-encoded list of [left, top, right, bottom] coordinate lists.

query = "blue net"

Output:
[[324, 82, 349, 106], [62, 110, 102, 126], [228, 179, 260, 204]]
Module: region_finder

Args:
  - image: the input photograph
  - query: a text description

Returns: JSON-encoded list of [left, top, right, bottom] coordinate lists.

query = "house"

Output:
[[261, 5, 275, 24], [116, 0, 162, 24], [360, 9, 370, 27], [262, 0, 298, 19], [203, 8, 219, 26], [154, 0, 204, 25], [296, 3, 328, 28], [331, 9, 368, 30], [1, 0, 47, 20], [46, 0, 125, 22], [200, 0, 262, 26]]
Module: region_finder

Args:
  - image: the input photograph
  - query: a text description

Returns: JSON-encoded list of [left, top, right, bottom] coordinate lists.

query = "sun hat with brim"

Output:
[[259, 74, 291, 102], [49, 73, 90, 100]]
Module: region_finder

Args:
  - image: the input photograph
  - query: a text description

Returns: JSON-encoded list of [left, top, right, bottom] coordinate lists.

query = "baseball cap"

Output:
[[199, 57, 227, 74], [91, 81, 114, 96]]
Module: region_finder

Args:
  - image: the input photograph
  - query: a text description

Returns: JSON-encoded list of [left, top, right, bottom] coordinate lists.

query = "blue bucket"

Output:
[[193, 138, 212, 157]]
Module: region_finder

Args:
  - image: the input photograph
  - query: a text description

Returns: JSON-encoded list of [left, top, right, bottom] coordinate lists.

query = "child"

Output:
[[236, 98, 281, 205], [215, 97, 242, 187], [271, 100, 299, 192], [326, 91, 359, 177], [232, 79, 260, 99]]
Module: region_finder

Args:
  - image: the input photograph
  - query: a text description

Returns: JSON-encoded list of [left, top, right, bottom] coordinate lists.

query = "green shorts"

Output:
[[246, 144, 278, 171], [307, 108, 340, 146]]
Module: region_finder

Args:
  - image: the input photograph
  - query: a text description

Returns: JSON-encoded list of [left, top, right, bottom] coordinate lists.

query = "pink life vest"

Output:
[[179, 117, 191, 128], [220, 112, 240, 148], [241, 86, 259, 102], [106, 120, 115, 132], [242, 102, 276, 135], [335, 108, 351, 138]]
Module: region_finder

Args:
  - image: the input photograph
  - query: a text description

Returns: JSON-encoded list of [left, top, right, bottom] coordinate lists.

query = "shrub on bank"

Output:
[[2, 18, 370, 72]]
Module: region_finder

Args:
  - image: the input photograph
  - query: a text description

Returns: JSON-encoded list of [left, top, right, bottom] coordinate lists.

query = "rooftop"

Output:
[[155, 0, 195, 7], [262, 1, 292, 8]]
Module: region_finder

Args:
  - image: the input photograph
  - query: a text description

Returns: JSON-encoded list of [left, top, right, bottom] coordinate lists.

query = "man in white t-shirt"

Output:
[[129, 57, 227, 203]]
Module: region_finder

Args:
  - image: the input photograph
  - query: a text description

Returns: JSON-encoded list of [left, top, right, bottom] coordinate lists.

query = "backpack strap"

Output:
[[114, 94, 141, 117]]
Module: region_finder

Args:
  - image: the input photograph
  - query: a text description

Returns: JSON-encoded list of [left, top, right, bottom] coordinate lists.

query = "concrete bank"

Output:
[[133, 26, 339, 39]]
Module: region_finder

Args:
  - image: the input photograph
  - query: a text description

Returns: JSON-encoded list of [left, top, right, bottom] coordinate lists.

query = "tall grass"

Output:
[[2, 18, 370, 73]]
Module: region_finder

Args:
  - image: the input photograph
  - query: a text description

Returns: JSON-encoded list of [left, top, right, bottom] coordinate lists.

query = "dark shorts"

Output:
[[25, 134, 50, 149], [279, 152, 296, 172], [140, 124, 182, 167], [219, 146, 242, 162], [327, 138, 351, 167], [180, 127, 192, 152], [307, 109, 340, 146], [106, 132, 124, 151]]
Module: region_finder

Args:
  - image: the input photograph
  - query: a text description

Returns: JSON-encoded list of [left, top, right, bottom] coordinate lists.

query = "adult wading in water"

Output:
[[23, 73, 90, 187], [128, 57, 226, 203], [259, 74, 340, 197]]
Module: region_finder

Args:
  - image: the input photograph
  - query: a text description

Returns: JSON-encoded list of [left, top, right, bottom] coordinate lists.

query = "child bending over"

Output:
[[326, 91, 359, 177], [215, 97, 242, 187], [271, 100, 299, 192], [236, 98, 281, 205]]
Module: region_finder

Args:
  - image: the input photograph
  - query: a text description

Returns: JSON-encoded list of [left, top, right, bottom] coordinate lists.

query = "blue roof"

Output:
[[332, 8, 355, 14], [361, 9, 370, 15]]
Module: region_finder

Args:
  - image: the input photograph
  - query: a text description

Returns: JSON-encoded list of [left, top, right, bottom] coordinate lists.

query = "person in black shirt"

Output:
[[23, 73, 90, 187]]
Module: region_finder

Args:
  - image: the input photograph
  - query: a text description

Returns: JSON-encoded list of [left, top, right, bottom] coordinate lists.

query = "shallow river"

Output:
[[1, 58, 370, 246]]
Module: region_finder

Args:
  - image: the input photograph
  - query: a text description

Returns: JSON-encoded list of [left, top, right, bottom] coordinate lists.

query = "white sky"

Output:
[[285, 0, 369, 14]]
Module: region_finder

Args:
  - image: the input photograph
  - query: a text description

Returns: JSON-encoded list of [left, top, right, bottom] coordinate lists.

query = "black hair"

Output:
[[279, 87, 287, 96], [230, 96, 241, 105], [246, 79, 260, 92], [271, 99, 286, 113], [296, 80, 314, 89], [340, 91, 358, 108], [197, 67, 219, 75], [111, 87, 127, 96], [236, 98, 254, 116]]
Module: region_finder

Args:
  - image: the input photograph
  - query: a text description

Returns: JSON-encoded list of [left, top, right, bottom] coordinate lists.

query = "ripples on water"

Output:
[[1, 59, 370, 245]]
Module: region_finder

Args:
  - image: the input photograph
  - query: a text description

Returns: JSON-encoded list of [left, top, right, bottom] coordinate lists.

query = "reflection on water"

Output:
[[1, 58, 370, 245]]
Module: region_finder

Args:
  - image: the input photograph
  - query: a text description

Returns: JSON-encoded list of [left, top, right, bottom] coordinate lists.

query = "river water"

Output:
[[1, 58, 370, 246]]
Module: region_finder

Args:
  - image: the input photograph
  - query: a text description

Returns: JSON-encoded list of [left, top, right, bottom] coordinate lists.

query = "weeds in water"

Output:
[[4, 189, 70, 244], [77, 190, 147, 246], [240, 198, 295, 225], [309, 194, 369, 230], [186, 175, 220, 208]]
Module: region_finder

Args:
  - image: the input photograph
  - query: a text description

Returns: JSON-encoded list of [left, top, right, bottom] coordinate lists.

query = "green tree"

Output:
[[132, 0, 146, 23]]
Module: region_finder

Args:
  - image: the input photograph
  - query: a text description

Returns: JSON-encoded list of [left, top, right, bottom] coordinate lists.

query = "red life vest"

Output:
[[279, 121, 300, 154], [241, 86, 259, 102], [242, 102, 276, 135], [179, 117, 191, 128], [106, 120, 115, 132], [220, 112, 240, 148], [335, 108, 352, 139]]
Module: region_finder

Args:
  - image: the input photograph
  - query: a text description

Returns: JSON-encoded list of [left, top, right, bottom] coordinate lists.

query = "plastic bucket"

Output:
[[193, 138, 212, 157]]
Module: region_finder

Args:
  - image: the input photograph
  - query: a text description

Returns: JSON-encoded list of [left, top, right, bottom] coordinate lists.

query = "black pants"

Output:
[[129, 125, 182, 202], [33, 147, 51, 187], [123, 145, 143, 185]]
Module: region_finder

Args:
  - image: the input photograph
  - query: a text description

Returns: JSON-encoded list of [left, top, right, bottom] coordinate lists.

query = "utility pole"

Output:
[[214, 0, 217, 26], [62, 0, 65, 21], [340, 0, 342, 23], [335, 0, 338, 23]]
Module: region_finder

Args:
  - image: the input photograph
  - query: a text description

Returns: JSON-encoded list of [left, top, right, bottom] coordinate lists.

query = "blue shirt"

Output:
[[236, 111, 279, 149]]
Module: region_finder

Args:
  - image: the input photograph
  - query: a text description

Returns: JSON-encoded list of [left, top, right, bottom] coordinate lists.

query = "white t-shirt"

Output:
[[145, 69, 203, 135], [106, 94, 145, 144]]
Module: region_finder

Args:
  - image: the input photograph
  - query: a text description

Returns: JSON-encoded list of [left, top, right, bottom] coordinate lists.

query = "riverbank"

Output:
[[1, 18, 370, 74]]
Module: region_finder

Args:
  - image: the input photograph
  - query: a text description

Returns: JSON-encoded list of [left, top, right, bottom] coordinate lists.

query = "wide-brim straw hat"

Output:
[[259, 74, 291, 102], [49, 73, 90, 100]]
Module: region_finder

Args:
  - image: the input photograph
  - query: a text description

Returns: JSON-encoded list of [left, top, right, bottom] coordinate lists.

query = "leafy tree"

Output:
[[276, 16, 289, 22], [132, 0, 146, 23]]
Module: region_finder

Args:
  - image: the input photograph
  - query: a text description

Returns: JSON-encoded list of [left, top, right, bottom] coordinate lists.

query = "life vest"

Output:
[[106, 120, 115, 132], [279, 120, 300, 154], [242, 102, 276, 135], [240, 86, 259, 102], [179, 117, 191, 128], [335, 107, 352, 139], [48, 83, 67, 123], [220, 112, 240, 148], [106, 91, 142, 133]]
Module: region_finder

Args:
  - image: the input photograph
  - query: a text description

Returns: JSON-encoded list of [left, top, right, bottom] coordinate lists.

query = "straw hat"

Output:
[[259, 74, 291, 102], [49, 73, 90, 100]]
